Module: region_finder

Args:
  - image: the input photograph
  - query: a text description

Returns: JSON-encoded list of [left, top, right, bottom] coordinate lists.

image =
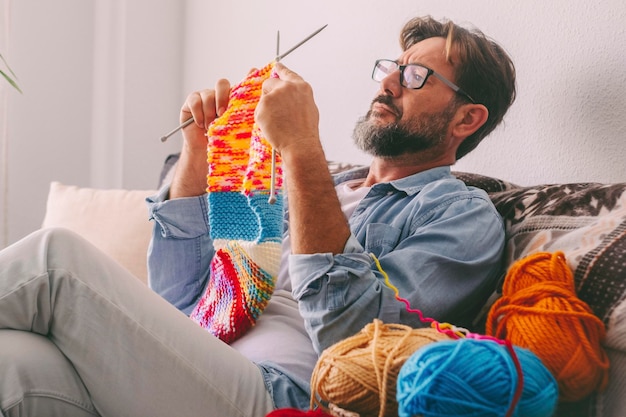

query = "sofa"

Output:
[[40, 153, 626, 417]]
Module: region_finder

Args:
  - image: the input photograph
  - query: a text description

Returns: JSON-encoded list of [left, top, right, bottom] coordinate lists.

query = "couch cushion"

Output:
[[41, 182, 157, 284]]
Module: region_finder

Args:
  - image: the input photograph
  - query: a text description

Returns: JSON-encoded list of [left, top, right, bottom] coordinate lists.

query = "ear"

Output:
[[451, 104, 489, 140]]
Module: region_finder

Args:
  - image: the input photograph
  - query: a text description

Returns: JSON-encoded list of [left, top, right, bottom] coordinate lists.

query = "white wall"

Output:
[[2, 0, 626, 247], [182, 0, 626, 185], [1, 0, 184, 247]]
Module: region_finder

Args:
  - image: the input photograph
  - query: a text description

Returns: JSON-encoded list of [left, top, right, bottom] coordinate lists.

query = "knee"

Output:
[[0, 227, 92, 284], [0, 330, 98, 416], [31, 227, 108, 272], [7, 227, 92, 262], [39, 226, 92, 251]]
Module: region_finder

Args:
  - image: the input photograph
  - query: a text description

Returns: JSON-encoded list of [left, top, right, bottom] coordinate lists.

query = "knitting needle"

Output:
[[159, 24, 328, 144], [160, 117, 194, 143], [268, 30, 281, 205], [274, 24, 327, 62], [267, 23, 327, 204]]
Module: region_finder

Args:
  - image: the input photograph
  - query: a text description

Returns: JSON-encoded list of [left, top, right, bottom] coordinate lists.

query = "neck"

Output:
[[362, 153, 454, 187]]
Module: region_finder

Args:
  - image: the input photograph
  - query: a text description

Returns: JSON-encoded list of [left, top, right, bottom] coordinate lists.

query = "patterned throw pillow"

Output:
[[455, 171, 626, 417]]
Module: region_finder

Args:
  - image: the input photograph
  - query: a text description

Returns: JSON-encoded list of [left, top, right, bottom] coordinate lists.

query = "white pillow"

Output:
[[41, 181, 157, 284]]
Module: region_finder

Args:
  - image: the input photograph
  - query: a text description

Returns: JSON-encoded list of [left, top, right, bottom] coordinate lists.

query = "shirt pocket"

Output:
[[364, 223, 402, 258]]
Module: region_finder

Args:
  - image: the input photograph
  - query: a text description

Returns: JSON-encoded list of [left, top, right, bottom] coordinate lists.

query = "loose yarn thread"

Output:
[[486, 251, 610, 402], [310, 320, 452, 417], [377, 255, 556, 417]]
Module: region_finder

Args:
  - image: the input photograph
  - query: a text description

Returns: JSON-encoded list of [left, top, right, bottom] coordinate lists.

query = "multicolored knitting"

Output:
[[190, 62, 284, 344]]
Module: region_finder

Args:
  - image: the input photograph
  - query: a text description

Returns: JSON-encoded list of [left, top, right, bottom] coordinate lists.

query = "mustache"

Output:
[[370, 95, 402, 119]]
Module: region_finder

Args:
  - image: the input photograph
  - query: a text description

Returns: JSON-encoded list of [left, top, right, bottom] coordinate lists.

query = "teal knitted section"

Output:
[[208, 192, 258, 241]]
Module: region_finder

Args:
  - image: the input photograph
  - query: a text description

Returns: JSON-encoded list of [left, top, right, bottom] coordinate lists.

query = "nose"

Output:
[[378, 69, 402, 97]]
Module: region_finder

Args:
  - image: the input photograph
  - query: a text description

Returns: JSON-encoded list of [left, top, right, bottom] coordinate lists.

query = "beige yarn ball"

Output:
[[310, 319, 452, 417]]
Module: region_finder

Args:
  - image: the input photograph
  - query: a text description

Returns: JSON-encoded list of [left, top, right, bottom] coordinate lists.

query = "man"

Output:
[[0, 16, 515, 417]]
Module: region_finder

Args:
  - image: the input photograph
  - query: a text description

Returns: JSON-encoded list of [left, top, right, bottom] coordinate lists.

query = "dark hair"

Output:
[[400, 16, 516, 159]]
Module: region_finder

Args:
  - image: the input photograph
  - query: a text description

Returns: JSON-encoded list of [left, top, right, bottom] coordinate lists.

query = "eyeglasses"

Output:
[[372, 59, 476, 104]]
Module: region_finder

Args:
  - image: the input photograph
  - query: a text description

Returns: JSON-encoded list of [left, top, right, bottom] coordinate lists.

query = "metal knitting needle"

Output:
[[268, 30, 281, 205], [267, 23, 328, 203], [274, 23, 327, 62], [160, 117, 194, 142], [159, 24, 328, 144], [268, 24, 327, 202]]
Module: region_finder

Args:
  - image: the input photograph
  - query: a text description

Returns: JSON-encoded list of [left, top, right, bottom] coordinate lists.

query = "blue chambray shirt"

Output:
[[146, 165, 505, 410]]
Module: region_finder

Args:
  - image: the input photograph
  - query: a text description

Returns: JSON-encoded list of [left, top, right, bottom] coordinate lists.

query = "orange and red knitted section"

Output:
[[190, 62, 283, 344]]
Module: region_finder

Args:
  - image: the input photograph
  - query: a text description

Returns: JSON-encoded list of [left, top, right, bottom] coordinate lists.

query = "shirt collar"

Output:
[[333, 165, 454, 196], [387, 166, 453, 195]]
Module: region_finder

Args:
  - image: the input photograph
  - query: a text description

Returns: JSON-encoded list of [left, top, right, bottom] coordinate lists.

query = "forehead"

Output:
[[398, 36, 453, 72]]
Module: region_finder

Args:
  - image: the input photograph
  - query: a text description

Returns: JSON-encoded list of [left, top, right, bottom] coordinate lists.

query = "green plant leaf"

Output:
[[0, 69, 22, 93], [0, 53, 22, 93]]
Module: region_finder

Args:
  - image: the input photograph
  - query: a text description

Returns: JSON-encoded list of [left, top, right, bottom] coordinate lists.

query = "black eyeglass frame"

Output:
[[372, 59, 477, 104]]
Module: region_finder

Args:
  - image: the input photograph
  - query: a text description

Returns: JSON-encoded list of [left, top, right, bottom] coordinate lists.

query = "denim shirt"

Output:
[[146, 165, 505, 409]]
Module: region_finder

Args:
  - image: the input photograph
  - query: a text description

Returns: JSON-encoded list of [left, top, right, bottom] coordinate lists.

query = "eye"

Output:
[[403, 65, 428, 88]]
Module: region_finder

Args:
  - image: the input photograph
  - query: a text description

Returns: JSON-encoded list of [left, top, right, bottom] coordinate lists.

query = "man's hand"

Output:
[[256, 63, 350, 255], [180, 84, 230, 149], [255, 63, 320, 155], [169, 80, 232, 199]]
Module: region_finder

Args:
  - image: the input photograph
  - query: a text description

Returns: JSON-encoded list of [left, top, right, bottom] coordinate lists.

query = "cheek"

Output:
[[397, 97, 424, 127], [400, 94, 426, 117], [399, 93, 453, 127]]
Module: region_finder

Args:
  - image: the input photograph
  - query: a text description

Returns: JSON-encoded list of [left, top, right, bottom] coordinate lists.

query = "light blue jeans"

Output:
[[0, 228, 274, 417]]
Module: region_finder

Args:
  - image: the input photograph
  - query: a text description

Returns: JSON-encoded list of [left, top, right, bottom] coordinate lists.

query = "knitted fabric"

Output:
[[190, 62, 284, 344]]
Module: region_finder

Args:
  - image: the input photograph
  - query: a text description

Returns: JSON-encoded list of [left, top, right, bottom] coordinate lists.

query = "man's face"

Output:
[[353, 37, 461, 158], [352, 95, 458, 157]]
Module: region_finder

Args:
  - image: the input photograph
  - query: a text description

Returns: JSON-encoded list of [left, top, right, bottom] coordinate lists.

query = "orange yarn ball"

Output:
[[486, 251, 610, 402], [310, 319, 451, 417]]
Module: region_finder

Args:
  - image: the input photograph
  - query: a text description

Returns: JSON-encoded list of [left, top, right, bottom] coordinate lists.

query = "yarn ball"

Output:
[[396, 338, 558, 417], [310, 319, 452, 417], [486, 251, 610, 401]]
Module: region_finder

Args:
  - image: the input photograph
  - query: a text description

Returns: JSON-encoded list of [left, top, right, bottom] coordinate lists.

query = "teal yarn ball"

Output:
[[396, 338, 558, 417]]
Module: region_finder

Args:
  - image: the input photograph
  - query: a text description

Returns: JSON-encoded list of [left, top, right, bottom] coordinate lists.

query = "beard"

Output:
[[352, 95, 458, 158]]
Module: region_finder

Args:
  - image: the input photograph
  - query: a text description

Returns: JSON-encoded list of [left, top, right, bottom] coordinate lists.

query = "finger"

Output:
[[181, 90, 208, 129], [273, 62, 302, 81], [261, 77, 280, 95], [199, 89, 218, 129], [247, 67, 258, 76], [214, 78, 231, 117]]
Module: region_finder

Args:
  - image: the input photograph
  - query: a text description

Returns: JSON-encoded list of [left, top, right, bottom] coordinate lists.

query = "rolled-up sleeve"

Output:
[[146, 186, 214, 315]]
